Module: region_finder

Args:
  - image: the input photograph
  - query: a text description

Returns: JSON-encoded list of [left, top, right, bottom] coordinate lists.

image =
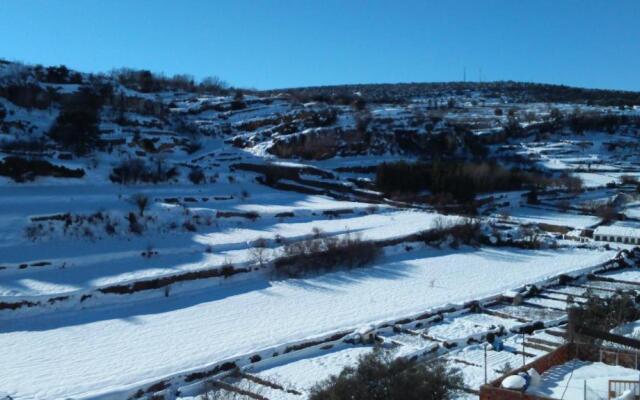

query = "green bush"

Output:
[[310, 350, 462, 400]]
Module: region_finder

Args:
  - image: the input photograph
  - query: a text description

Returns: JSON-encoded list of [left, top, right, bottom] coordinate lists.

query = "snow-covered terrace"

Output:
[[528, 360, 640, 400]]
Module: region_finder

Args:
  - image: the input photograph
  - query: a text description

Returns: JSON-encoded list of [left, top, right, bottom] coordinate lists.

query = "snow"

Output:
[[249, 345, 374, 398], [2, 61, 639, 400], [502, 374, 526, 389], [425, 312, 520, 341], [594, 221, 640, 239], [0, 247, 614, 399], [507, 206, 599, 229], [528, 360, 640, 400], [0, 206, 453, 298]]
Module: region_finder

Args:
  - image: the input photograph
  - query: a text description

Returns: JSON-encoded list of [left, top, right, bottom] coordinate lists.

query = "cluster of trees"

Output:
[[48, 86, 108, 155], [376, 160, 581, 204], [567, 108, 638, 134], [270, 81, 640, 107], [419, 217, 484, 247], [274, 230, 381, 277], [188, 167, 206, 184], [0, 156, 85, 182], [33, 64, 82, 84], [568, 290, 640, 345], [111, 68, 229, 94], [109, 158, 178, 184], [309, 351, 462, 400], [0, 83, 57, 110], [0, 138, 47, 154]]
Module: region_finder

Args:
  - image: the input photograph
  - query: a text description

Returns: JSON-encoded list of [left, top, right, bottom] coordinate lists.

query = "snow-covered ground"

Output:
[[3, 61, 640, 400], [0, 246, 614, 399], [528, 360, 640, 400], [249, 344, 374, 399]]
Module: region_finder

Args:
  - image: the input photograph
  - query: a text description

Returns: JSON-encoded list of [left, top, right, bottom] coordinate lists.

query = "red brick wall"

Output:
[[479, 344, 574, 400]]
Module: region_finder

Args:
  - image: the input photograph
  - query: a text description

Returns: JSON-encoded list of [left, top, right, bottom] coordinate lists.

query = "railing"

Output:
[[608, 380, 640, 400]]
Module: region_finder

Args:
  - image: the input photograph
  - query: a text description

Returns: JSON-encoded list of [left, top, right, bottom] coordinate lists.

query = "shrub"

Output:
[[48, 108, 100, 155], [220, 260, 235, 278], [249, 237, 269, 268], [188, 167, 205, 184], [420, 217, 483, 246], [583, 200, 619, 222], [130, 193, 150, 216], [112, 68, 229, 94], [621, 175, 639, 186], [109, 158, 178, 184], [184, 140, 202, 154], [0, 138, 48, 153], [275, 232, 381, 277], [127, 212, 143, 235], [230, 90, 246, 110], [0, 83, 55, 109], [48, 86, 103, 155], [376, 160, 558, 205], [25, 223, 46, 241], [0, 156, 85, 182], [568, 291, 640, 345], [309, 350, 462, 400], [183, 220, 197, 232], [110, 158, 148, 184], [526, 189, 540, 205]]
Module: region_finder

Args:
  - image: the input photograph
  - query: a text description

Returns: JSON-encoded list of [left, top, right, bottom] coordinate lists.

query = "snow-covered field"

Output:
[[0, 246, 614, 399]]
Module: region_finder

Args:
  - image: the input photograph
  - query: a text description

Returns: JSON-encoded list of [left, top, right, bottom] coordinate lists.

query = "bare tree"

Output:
[[130, 193, 150, 217], [249, 237, 269, 268]]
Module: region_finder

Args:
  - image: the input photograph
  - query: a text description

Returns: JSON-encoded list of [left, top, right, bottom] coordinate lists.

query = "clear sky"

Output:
[[1, 0, 639, 91]]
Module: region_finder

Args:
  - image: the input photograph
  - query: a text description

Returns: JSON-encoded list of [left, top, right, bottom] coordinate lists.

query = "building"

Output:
[[594, 223, 640, 245], [480, 342, 640, 400]]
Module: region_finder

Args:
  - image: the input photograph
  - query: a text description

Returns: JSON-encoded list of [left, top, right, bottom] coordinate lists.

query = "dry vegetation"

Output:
[[274, 230, 381, 277]]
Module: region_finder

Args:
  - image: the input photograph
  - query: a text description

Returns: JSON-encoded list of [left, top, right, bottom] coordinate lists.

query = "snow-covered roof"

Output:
[[594, 223, 640, 238]]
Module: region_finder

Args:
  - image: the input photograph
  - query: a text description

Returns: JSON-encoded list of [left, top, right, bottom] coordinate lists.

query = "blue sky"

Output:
[[1, 0, 639, 90]]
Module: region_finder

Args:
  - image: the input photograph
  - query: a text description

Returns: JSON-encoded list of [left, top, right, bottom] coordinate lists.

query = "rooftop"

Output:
[[527, 360, 639, 400], [594, 221, 640, 238]]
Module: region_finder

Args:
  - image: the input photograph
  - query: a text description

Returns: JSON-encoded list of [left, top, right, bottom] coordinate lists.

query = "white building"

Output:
[[593, 223, 640, 245]]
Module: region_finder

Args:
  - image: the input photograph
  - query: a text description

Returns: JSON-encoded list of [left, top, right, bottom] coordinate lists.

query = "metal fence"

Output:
[[607, 380, 640, 399]]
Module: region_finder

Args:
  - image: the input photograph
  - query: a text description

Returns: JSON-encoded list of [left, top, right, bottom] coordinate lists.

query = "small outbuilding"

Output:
[[593, 222, 640, 245]]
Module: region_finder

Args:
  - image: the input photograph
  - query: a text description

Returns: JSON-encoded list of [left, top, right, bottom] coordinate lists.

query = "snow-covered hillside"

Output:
[[1, 60, 640, 399]]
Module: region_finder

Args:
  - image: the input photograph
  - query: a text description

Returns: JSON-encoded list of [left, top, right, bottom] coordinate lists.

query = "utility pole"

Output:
[[484, 343, 488, 384], [463, 67, 466, 83], [522, 332, 526, 367]]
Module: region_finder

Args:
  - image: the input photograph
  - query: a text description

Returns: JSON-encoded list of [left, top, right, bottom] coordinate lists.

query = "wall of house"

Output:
[[594, 234, 640, 244]]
